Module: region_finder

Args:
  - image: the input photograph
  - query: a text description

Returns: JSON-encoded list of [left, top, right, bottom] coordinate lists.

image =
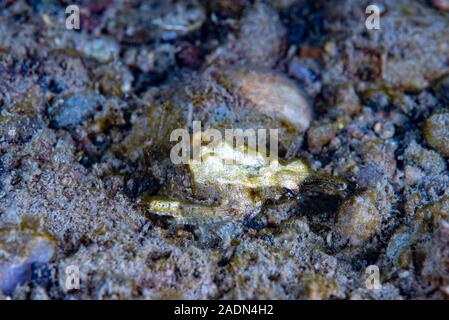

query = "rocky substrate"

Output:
[[0, 0, 448, 299]]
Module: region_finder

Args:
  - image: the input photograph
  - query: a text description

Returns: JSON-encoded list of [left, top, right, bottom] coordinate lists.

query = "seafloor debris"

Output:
[[0, 225, 56, 296], [48, 93, 104, 130], [152, 1, 206, 41], [1, 0, 449, 300], [105, 0, 206, 43], [77, 38, 119, 64], [206, 2, 286, 68]]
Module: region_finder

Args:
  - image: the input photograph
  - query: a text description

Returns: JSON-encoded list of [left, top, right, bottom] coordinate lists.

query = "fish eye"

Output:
[[336, 182, 347, 191]]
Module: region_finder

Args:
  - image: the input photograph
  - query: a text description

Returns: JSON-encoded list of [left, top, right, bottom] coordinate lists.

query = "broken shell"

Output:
[[152, 2, 206, 41], [145, 198, 228, 226], [78, 38, 119, 64], [220, 68, 313, 133]]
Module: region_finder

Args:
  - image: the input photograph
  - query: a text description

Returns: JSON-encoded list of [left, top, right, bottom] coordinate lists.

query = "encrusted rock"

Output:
[[404, 141, 447, 176], [335, 189, 382, 246], [208, 2, 286, 68], [333, 83, 361, 116], [324, 0, 449, 91], [415, 196, 449, 232], [48, 93, 104, 129], [423, 112, 449, 158]]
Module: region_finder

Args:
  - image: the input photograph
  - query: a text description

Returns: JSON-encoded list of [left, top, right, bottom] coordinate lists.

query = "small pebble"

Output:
[[48, 93, 104, 129], [431, 0, 449, 11], [288, 58, 316, 82], [79, 38, 119, 63], [357, 164, 383, 188], [0, 227, 55, 296], [307, 122, 337, 152], [335, 189, 381, 246], [374, 122, 395, 139], [322, 83, 361, 116], [176, 43, 203, 70], [404, 165, 425, 186]]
